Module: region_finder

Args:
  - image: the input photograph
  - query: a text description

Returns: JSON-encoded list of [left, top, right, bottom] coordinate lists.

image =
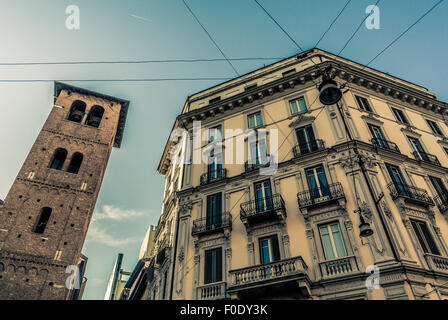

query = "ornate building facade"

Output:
[[143, 48, 448, 300], [0, 82, 129, 300]]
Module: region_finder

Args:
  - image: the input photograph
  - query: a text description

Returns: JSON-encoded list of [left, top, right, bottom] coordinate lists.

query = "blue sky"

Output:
[[0, 0, 446, 299]]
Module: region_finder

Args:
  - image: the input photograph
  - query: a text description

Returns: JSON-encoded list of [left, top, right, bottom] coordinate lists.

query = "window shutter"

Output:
[[271, 236, 280, 262], [204, 250, 213, 284], [215, 248, 223, 282]]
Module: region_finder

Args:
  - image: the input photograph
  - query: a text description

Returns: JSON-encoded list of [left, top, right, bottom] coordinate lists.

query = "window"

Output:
[[207, 152, 223, 181], [204, 248, 222, 284], [85, 106, 104, 128], [295, 124, 318, 154], [355, 95, 373, 112], [206, 193, 222, 229], [67, 100, 86, 123], [408, 137, 428, 161], [391, 108, 409, 125], [67, 152, 83, 174], [245, 83, 257, 91], [368, 124, 387, 147], [426, 119, 444, 136], [410, 219, 440, 255], [429, 176, 448, 200], [282, 69, 295, 77], [306, 166, 330, 199], [319, 223, 347, 259], [209, 97, 221, 104], [248, 112, 263, 129], [208, 125, 222, 143], [33, 207, 52, 234], [249, 138, 268, 165], [49, 148, 68, 170], [254, 180, 273, 213], [259, 235, 280, 264], [386, 164, 408, 196], [290, 97, 307, 115]]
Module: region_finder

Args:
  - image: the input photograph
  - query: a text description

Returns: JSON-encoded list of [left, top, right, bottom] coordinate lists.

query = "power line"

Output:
[[365, 0, 445, 67], [0, 57, 285, 67], [315, 0, 353, 48], [182, 0, 240, 76], [338, 0, 382, 55], [253, 0, 305, 52], [0, 77, 233, 83]]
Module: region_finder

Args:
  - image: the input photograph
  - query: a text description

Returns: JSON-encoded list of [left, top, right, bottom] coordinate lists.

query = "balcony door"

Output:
[[368, 124, 386, 148], [254, 180, 273, 213], [306, 166, 330, 199], [319, 223, 347, 260], [429, 176, 448, 205], [206, 193, 222, 229], [410, 219, 440, 255], [207, 152, 222, 181], [259, 235, 280, 264], [386, 164, 408, 197], [408, 137, 428, 161], [296, 125, 318, 154], [204, 247, 223, 284]]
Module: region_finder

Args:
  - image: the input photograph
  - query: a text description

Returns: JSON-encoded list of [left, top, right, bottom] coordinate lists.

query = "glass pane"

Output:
[[259, 140, 267, 164], [256, 113, 263, 126], [290, 101, 298, 114], [320, 226, 335, 260], [307, 170, 320, 199], [249, 115, 255, 129], [331, 224, 347, 257], [260, 239, 271, 264], [316, 167, 329, 196], [298, 98, 307, 112]]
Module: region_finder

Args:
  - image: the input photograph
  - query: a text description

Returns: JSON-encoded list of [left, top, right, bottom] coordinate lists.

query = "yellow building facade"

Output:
[[146, 49, 448, 300]]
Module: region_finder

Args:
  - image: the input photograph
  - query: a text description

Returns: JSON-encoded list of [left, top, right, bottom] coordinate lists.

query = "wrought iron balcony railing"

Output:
[[387, 182, 434, 206], [244, 155, 271, 172], [412, 151, 441, 166], [196, 282, 228, 300], [229, 256, 308, 287], [200, 168, 227, 185], [192, 212, 232, 236], [297, 182, 345, 209], [292, 140, 325, 158], [319, 255, 359, 278], [434, 193, 448, 214], [425, 253, 448, 273], [371, 138, 400, 152], [240, 194, 286, 221]]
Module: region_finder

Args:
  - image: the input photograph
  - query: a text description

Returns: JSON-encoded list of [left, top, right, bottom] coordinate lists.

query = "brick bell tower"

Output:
[[0, 82, 129, 300]]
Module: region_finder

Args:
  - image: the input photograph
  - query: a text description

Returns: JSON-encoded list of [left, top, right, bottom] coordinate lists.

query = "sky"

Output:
[[0, 0, 447, 300]]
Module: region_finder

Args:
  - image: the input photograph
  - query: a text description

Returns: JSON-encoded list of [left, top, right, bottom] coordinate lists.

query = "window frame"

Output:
[[410, 219, 440, 255], [247, 111, 264, 129], [204, 247, 223, 284], [391, 107, 410, 125], [318, 222, 348, 260], [289, 96, 308, 115], [426, 119, 444, 137], [354, 94, 374, 113]]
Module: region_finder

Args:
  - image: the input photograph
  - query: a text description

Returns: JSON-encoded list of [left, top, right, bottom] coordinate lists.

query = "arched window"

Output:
[[67, 100, 86, 123], [33, 207, 52, 234], [67, 152, 83, 174], [49, 148, 68, 170], [85, 106, 105, 128]]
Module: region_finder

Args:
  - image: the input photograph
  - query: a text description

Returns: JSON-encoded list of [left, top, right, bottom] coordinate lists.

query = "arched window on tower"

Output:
[[67, 100, 86, 123], [85, 105, 105, 128], [67, 152, 83, 174], [32, 207, 52, 234], [49, 148, 68, 170]]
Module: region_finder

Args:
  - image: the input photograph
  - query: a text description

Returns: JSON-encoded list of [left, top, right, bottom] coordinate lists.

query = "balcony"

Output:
[[371, 138, 400, 152], [297, 182, 345, 209], [412, 151, 441, 166], [244, 155, 271, 172], [292, 140, 325, 158], [387, 182, 434, 207], [425, 254, 448, 273], [319, 256, 360, 279], [196, 282, 228, 300], [240, 194, 286, 226], [227, 256, 310, 299], [200, 168, 227, 185], [434, 193, 448, 215], [191, 212, 232, 236]]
